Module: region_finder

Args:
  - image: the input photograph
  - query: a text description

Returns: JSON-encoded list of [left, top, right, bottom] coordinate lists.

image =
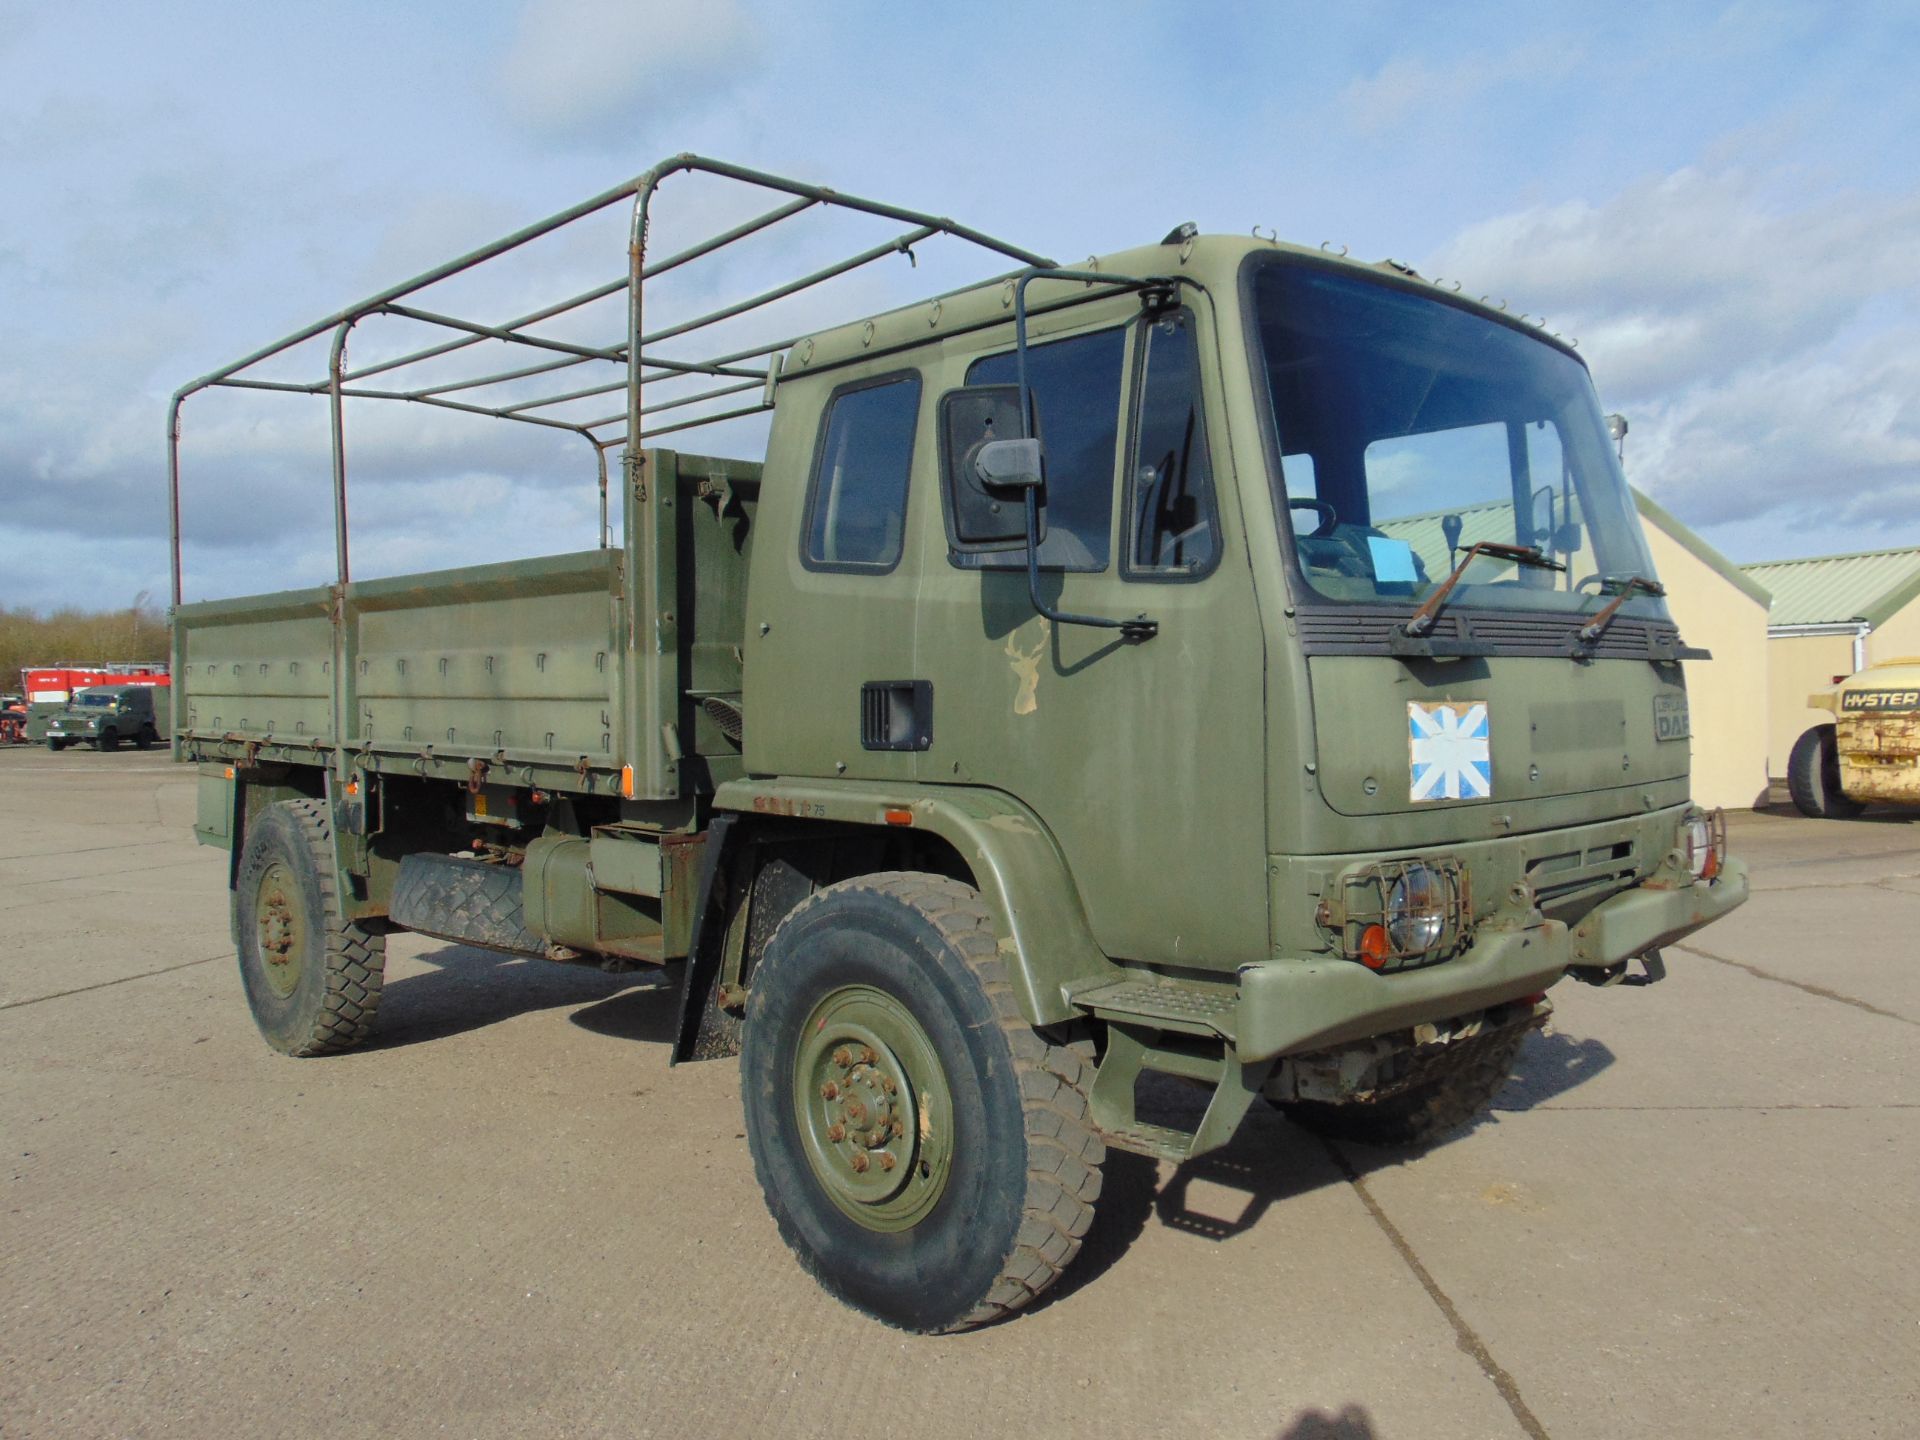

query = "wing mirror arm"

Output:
[[1003, 266, 1166, 643], [1021, 489, 1158, 642]]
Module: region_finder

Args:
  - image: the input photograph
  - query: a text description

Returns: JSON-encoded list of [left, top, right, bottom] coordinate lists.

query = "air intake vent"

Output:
[[860, 680, 933, 752], [700, 695, 745, 744]]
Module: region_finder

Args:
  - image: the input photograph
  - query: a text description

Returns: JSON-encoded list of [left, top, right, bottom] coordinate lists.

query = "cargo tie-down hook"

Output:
[[894, 238, 917, 268]]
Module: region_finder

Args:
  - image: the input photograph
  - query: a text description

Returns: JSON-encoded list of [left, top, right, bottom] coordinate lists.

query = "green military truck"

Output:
[[171, 156, 1747, 1331], [44, 684, 167, 751]]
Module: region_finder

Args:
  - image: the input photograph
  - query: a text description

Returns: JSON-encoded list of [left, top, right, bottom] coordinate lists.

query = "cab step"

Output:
[[1072, 973, 1274, 1164]]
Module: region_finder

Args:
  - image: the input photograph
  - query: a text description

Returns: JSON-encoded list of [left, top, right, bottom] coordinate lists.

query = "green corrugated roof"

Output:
[[1739, 547, 1920, 629]]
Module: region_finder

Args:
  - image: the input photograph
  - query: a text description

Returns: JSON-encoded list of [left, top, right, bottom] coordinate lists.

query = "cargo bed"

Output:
[[173, 451, 759, 803]]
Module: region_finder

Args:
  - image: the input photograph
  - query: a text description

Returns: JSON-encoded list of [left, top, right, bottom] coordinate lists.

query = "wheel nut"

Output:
[[832, 1047, 852, 1068], [868, 1129, 886, 1147], [827, 1123, 845, 1142], [820, 1082, 838, 1100], [882, 1076, 897, 1094], [850, 1152, 870, 1173], [845, 1100, 866, 1122], [880, 1153, 897, 1172], [861, 1046, 878, 1065]]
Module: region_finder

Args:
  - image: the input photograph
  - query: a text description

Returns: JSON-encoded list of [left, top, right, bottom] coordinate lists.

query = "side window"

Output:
[[1126, 310, 1217, 576], [965, 326, 1125, 569], [803, 373, 921, 571]]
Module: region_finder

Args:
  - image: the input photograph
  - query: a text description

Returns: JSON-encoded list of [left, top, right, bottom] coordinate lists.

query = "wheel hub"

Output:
[[254, 862, 304, 998], [794, 986, 954, 1231]]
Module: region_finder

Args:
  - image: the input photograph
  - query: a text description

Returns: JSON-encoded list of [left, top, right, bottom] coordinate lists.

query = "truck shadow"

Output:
[[372, 943, 677, 1049], [1031, 1027, 1613, 1314], [1491, 1027, 1616, 1113], [1274, 1408, 1377, 1440]]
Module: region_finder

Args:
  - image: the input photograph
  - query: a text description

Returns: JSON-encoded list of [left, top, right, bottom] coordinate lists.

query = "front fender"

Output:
[[712, 778, 1114, 1025]]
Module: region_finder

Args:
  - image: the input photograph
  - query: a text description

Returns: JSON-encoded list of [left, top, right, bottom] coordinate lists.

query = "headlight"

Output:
[[1387, 867, 1448, 953], [1680, 809, 1725, 882], [1324, 858, 1468, 969]]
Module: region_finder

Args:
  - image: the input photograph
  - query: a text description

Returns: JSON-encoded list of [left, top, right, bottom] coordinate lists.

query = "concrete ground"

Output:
[[1, 747, 1914, 1440]]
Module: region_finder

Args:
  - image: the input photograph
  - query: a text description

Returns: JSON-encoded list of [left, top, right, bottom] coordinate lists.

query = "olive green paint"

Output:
[[176, 219, 1749, 1164]]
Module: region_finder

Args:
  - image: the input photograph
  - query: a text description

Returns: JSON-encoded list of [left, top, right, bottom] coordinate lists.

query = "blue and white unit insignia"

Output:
[[1408, 701, 1491, 802]]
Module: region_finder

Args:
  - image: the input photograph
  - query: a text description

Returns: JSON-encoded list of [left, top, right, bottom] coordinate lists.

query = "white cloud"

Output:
[[1339, 41, 1584, 138], [1421, 168, 1920, 553], [498, 0, 760, 144]]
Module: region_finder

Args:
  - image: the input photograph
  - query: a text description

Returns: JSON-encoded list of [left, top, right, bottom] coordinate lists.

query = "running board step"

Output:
[[1068, 976, 1239, 1042], [1086, 1024, 1273, 1165]]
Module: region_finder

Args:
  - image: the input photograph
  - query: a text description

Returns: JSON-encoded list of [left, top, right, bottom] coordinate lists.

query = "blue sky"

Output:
[[3, 0, 1918, 610]]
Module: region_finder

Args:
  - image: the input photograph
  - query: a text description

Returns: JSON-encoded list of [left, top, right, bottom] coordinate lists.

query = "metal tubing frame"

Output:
[[168, 152, 1054, 793], [169, 151, 1051, 608]]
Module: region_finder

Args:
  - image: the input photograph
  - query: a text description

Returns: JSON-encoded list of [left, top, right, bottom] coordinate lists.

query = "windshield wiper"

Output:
[[1577, 574, 1666, 643], [1402, 540, 1566, 637]]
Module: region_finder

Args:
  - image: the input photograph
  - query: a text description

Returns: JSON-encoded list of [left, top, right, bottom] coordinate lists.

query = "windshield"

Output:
[[1248, 261, 1665, 621], [77, 692, 117, 708]]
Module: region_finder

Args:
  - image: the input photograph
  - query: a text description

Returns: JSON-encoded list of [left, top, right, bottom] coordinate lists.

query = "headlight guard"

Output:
[[1317, 857, 1472, 970]]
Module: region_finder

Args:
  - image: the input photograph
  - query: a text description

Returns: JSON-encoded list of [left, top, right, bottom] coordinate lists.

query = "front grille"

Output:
[[1527, 839, 1639, 919], [1296, 607, 1682, 660]]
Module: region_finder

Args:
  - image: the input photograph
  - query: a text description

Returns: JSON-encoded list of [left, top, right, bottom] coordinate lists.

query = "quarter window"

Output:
[[804, 373, 921, 571], [965, 327, 1125, 569], [1126, 311, 1217, 576]]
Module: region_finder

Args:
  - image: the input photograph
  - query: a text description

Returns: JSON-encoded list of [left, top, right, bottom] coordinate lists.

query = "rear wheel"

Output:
[[133, 725, 156, 751], [234, 798, 385, 1055], [740, 873, 1103, 1332], [1282, 1025, 1527, 1148], [1788, 724, 1863, 819]]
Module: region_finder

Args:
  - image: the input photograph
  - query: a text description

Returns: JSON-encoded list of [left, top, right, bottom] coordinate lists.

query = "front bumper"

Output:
[[1233, 860, 1748, 1062]]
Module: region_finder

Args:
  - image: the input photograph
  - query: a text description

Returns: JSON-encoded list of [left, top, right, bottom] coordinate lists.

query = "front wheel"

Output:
[[92, 730, 117, 752], [46, 738, 67, 752], [740, 873, 1104, 1332], [1787, 724, 1864, 819]]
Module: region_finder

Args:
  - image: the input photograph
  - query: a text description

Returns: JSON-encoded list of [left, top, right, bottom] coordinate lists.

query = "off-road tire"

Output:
[[740, 872, 1104, 1332], [46, 738, 67, 752], [388, 853, 542, 955], [234, 798, 385, 1056], [1788, 724, 1864, 819], [92, 730, 118, 752], [1282, 1024, 1528, 1148], [133, 725, 157, 751]]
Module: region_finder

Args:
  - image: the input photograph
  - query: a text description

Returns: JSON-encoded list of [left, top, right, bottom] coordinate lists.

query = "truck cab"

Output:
[[744, 234, 1742, 1065]]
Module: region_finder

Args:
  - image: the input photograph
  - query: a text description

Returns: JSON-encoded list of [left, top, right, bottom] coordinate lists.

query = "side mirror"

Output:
[[1529, 485, 1555, 546], [940, 384, 1044, 546]]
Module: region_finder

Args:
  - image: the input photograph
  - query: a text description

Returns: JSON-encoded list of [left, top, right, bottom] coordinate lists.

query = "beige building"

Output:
[[1740, 547, 1920, 779], [1632, 492, 1773, 810]]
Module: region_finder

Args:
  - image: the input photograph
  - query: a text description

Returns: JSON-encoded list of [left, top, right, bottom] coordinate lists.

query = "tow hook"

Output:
[[1624, 950, 1667, 986], [1570, 949, 1667, 988]]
